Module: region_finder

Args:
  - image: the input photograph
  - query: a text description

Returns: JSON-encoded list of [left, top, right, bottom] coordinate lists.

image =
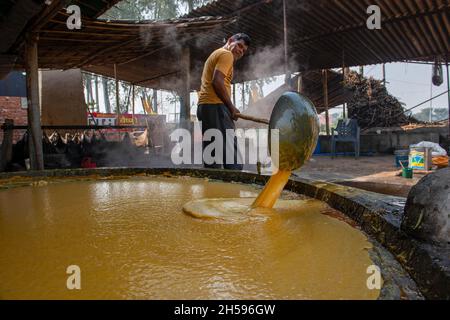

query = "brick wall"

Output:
[[0, 96, 28, 144]]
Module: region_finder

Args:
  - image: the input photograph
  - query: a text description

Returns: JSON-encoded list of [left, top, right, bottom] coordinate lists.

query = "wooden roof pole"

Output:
[[342, 66, 347, 119], [323, 69, 330, 136], [283, 0, 290, 86], [9, 0, 71, 53], [132, 84, 135, 123], [342, 49, 347, 119], [297, 73, 304, 93], [114, 63, 120, 116], [179, 47, 191, 124], [232, 83, 236, 106], [25, 37, 44, 170], [95, 75, 99, 112], [446, 56, 449, 140]]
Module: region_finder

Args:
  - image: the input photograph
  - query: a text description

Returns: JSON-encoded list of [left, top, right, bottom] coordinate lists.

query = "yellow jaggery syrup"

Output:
[[251, 170, 291, 209], [0, 176, 380, 299]]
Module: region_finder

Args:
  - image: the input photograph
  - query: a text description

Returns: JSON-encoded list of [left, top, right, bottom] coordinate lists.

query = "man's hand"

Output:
[[230, 106, 240, 121]]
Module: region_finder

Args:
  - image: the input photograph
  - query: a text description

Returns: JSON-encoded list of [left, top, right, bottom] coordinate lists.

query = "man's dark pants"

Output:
[[197, 104, 243, 170]]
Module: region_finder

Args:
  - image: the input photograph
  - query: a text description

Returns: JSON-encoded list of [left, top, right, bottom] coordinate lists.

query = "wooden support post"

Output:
[[25, 38, 44, 170], [359, 66, 364, 77], [446, 58, 450, 140], [180, 47, 191, 123], [382, 63, 386, 86], [114, 63, 120, 115], [232, 83, 236, 106], [342, 67, 346, 119], [0, 119, 14, 172], [132, 84, 135, 123], [323, 69, 330, 136], [297, 73, 304, 93], [95, 75, 99, 112], [242, 83, 245, 110], [283, 0, 290, 86]]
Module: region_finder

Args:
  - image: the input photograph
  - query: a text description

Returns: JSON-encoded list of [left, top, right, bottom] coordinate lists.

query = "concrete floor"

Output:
[[293, 155, 424, 197]]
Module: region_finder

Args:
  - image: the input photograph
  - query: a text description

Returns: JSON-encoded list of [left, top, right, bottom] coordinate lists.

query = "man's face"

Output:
[[227, 39, 248, 61]]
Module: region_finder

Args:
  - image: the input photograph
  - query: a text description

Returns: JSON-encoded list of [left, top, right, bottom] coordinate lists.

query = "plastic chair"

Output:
[[331, 119, 360, 159]]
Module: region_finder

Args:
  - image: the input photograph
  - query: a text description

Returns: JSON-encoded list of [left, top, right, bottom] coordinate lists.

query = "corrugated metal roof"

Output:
[[3, 0, 449, 89], [84, 0, 450, 88], [0, 0, 120, 78], [186, 0, 450, 74]]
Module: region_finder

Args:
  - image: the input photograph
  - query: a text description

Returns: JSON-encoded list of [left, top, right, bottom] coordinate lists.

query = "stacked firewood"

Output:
[[344, 71, 418, 129]]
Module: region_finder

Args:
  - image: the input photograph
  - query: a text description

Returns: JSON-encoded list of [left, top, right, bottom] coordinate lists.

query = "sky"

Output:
[[359, 62, 449, 112], [251, 62, 450, 117]]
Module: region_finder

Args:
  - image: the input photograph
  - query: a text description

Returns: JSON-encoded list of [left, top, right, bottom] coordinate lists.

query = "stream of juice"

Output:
[[251, 170, 292, 209]]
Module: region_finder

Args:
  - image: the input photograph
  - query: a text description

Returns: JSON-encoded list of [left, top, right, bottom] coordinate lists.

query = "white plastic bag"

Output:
[[410, 141, 447, 157]]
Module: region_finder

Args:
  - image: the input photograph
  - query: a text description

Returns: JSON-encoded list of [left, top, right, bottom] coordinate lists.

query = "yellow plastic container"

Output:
[[409, 147, 432, 171]]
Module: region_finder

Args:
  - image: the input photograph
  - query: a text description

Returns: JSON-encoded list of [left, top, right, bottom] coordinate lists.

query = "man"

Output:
[[197, 33, 250, 170]]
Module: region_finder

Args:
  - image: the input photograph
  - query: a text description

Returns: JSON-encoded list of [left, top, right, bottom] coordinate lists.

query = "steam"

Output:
[[139, 25, 154, 47], [235, 43, 300, 82]]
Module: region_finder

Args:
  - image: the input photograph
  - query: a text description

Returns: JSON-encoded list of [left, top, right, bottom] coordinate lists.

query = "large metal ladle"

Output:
[[269, 91, 320, 171], [250, 92, 320, 209], [238, 91, 320, 171]]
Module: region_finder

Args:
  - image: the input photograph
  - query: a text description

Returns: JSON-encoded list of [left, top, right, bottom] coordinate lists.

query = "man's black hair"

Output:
[[230, 33, 251, 46]]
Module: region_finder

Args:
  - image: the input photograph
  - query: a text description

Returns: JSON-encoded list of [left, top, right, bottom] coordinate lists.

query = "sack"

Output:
[[410, 141, 447, 157], [433, 156, 449, 168]]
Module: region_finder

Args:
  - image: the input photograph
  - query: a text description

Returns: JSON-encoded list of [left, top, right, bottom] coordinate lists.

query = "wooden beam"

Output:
[[323, 69, 330, 136], [117, 18, 236, 67], [40, 29, 133, 37], [242, 83, 245, 110], [232, 83, 236, 106], [134, 71, 179, 86], [65, 17, 235, 68], [180, 47, 191, 122], [0, 119, 14, 172], [25, 38, 44, 170], [297, 73, 304, 93], [114, 63, 120, 115], [283, 0, 290, 85], [95, 75, 99, 112], [118, 44, 171, 66], [446, 57, 450, 139], [342, 67, 346, 118], [69, 36, 139, 69], [132, 84, 135, 122], [9, 0, 71, 53]]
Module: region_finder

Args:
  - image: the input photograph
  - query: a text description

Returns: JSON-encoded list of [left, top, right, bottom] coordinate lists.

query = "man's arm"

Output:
[[212, 69, 240, 121]]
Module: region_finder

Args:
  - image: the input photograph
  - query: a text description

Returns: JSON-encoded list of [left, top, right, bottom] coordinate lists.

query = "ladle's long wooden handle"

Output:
[[237, 114, 270, 125]]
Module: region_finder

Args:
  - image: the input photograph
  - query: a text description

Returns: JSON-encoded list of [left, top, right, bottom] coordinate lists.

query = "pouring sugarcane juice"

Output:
[[183, 92, 320, 216]]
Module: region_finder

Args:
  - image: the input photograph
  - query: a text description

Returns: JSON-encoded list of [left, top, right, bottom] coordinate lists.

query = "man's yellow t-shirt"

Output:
[[198, 48, 234, 105]]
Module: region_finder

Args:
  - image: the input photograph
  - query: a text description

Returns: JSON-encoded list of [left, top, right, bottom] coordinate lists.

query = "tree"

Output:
[[413, 107, 449, 122], [100, 0, 212, 20], [433, 108, 449, 121]]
